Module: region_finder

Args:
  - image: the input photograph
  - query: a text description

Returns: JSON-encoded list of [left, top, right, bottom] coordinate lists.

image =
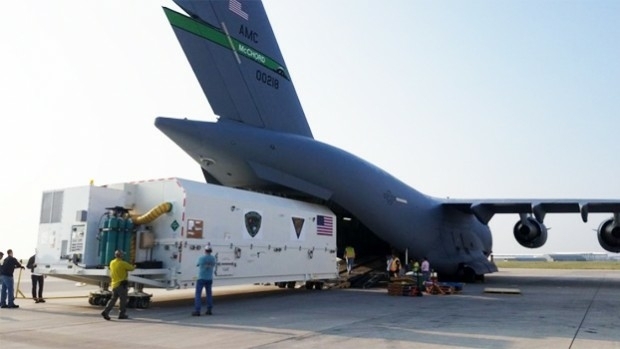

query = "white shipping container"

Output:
[[36, 178, 338, 306]]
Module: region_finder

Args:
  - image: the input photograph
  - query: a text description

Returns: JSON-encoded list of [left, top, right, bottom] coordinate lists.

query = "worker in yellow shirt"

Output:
[[101, 250, 135, 320], [344, 246, 356, 275], [389, 252, 401, 278]]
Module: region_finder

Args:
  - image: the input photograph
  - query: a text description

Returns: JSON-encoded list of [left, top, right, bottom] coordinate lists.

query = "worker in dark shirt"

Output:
[[1, 249, 25, 308]]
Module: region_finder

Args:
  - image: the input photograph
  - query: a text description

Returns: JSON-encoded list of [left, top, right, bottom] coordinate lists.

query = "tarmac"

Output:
[[1, 268, 619, 349]]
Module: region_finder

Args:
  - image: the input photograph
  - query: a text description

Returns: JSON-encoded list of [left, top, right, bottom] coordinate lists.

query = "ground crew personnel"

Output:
[[0, 249, 24, 309], [421, 257, 430, 282], [389, 252, 401, 278], [413, 260, 420, 274], [192, 244, 216, 316], [27, 251, 45, 303], [101, 250, 135, 320], [344, 246, 356, 275]]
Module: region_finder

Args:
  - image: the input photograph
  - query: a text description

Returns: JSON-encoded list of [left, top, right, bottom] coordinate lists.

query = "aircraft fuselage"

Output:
[[156, 117, 494, 276]]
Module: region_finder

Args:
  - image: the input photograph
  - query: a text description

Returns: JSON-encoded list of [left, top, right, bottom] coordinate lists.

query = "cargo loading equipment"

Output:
[[36, 178, 339, 307]]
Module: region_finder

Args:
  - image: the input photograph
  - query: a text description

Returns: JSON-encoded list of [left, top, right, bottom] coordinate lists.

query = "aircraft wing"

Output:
[[164, 1, 313, 137], [441, 199, 620, 224]]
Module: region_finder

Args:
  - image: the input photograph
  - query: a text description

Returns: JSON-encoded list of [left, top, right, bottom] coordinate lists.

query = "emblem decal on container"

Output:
[[245, 211, 262, 238]]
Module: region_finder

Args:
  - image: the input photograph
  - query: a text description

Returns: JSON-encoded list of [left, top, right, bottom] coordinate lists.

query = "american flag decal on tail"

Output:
[[317, 215, 333, 236], [229, 0, 249, 20]]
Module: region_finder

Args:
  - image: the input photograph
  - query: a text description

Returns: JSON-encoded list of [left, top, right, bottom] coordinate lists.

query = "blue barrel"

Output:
[[104, 215, 120, 265], [98, 217, 109, 266], [122, 218, 134, 261]]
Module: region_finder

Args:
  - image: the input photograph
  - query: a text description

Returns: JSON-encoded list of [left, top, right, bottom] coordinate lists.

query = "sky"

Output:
[[1, 0, 619, 259]]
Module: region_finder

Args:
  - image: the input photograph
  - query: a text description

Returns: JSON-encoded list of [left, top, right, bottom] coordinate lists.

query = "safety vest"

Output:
[[344, 246, 356, 258]]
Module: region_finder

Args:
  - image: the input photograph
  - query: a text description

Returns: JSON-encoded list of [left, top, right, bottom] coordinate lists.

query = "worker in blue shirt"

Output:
[[192, 244, 216, 316]]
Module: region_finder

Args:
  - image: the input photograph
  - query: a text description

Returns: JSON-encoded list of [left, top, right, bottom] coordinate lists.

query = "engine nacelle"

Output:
[[513, 217, 548, 248], [597, 218, 620, 253]]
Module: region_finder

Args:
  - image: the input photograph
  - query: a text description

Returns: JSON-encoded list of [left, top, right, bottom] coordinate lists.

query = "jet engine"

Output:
[[513, 217, 548, 248], [597, 218, 620, 253]]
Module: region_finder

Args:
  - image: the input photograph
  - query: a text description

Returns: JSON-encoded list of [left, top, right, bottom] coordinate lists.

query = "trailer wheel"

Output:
[[305, 281, 313, 290], [277, 282, 286, 288], [314, 282, 323, 290], [140, 298, 151, 309], [286, 281, 296, 289], [88, 297, 95, 305], [127, 297, 136, 308]]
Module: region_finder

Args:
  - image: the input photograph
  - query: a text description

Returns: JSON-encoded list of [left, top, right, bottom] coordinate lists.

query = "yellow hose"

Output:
[[131, 202, 173, 225]]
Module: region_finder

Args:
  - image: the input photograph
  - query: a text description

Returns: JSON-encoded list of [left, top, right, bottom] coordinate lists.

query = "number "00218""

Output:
[[256, 70, 279, 89]]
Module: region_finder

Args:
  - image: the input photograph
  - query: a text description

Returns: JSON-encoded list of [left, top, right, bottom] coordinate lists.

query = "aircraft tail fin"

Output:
[[164, 1, 313, 137]]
